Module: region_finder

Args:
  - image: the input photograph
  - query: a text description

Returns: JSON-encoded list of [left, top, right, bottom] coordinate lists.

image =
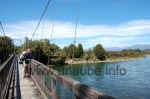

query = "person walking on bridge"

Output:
[[23, 49, 31, 78]]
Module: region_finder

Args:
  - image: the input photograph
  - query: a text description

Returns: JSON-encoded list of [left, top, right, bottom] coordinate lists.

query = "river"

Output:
[[53, 56, 150, 99]]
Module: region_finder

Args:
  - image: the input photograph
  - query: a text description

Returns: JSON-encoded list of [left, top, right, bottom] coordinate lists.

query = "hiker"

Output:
[[23, 49, 31, 78]]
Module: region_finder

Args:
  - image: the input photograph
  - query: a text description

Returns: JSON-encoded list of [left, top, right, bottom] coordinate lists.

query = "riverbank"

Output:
[[66, 56, 145, 65]]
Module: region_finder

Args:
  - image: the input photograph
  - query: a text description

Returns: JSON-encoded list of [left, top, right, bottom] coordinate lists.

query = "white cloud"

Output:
[[3, 19, 150, 48]]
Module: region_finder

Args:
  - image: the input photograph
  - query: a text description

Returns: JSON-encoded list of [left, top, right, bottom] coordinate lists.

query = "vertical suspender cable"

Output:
[[71, 0, 80, 65], [38, 19, 46, 61], [50, 0, 57, 44], [47, 0, 57, 65], [36, 26, 40, 61], [38, 18, 46, 61]]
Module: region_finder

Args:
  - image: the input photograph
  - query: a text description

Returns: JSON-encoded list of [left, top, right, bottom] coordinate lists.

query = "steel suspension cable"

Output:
[[72, 0, 80, 64], [31, 0, 51, 40]]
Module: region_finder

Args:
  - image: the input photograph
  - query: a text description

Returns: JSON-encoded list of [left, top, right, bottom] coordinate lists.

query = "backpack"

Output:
[[25, 52, 31, 59], [24, 52, 31, 64]]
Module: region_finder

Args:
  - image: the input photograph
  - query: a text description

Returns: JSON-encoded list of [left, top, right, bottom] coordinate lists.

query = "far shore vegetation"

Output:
[[1, 36, 150, 65]]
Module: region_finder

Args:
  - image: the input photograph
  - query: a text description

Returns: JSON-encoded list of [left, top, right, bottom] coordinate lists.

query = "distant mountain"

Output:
[[106, 47, 122, 51], [126, 44, 150, 50], [106, 44, 150, 51]]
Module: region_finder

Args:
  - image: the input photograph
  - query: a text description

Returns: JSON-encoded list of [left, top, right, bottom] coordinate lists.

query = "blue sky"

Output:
[[0, 0, 150, 49]]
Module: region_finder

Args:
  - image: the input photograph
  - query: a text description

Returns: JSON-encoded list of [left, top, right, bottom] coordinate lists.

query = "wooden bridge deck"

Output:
[[8, 62, 43, 99]]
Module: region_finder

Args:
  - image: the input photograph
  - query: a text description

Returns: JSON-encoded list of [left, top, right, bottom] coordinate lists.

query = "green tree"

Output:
[[62, 46, 69, 57], [0, 36, 14, 63], [93, 44, 105, 60], [77, 43, 84, 58], [68, 44, 78, 58], [49, 43, 60, 57], [84, 49, 93, 60]]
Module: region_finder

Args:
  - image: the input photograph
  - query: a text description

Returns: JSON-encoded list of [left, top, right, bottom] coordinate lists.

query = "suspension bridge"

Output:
[[0, 0, 114, 99]]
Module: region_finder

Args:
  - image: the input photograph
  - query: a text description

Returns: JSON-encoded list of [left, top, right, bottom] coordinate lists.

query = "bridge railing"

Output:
[[0, 54, 16, 99], [31, 59, 114, 99]]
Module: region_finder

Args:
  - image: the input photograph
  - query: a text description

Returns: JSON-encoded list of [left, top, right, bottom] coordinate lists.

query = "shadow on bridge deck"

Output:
[[8, 61, 43, 99]]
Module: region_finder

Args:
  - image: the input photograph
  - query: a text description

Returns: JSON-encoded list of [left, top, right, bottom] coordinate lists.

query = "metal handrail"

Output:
[[0, 54, 16, 99]]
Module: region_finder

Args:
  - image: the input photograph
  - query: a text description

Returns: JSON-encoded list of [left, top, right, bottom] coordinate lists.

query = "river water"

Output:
[[53, 56, 150, 99]]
